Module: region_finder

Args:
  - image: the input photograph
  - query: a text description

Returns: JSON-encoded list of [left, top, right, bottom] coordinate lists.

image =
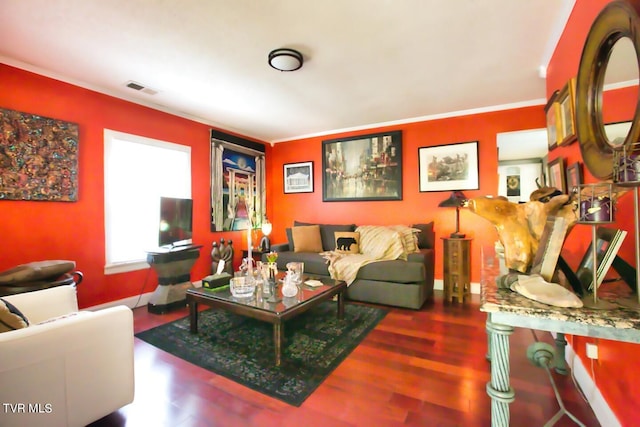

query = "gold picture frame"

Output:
[[544, 90, 561, 151], [566, 161, 583, 193], [547, 157, 566, 193], [558, 78, 577, 145]]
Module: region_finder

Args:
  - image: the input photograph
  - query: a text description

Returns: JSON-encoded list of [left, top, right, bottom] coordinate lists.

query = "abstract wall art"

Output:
[[0, 108, 79, 201]]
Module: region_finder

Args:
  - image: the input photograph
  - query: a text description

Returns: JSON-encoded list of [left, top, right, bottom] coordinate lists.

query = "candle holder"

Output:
[[613, 142, 640, 186], [577, 182, 617, 309]]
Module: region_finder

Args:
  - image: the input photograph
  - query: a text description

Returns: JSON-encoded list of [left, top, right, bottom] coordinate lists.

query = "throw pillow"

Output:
[[334, 232, 360, 254], [412, 222, 435, 249], [0, 298, 29, 333], [357, 225, 407, 260], [286, 227, 294, 251], [292, 225, 323, 253], [294, 221, 356, 251], [0, 260, 75, 285], [389, 225, 421, 253]]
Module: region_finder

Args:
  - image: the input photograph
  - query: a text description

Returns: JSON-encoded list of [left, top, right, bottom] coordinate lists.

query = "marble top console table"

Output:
[[479, 248, 640, 426]]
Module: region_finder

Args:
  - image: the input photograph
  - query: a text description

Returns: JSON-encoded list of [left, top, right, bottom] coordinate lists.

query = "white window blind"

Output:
[[104, 129, 191, 274]]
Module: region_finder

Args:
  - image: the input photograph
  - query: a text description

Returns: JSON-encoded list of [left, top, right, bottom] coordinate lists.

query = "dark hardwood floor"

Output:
[[90, 292, 600, 426]]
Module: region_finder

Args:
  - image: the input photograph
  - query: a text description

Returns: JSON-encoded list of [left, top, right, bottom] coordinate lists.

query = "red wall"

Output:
[[547, 1, 640, 424], [266, 108, 545, 284], [0, 64, 266, 308]]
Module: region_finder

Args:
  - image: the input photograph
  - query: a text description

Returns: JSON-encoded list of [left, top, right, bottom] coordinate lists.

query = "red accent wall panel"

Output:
[[547, 1, 640, 424], [0, 64, 265, 308]]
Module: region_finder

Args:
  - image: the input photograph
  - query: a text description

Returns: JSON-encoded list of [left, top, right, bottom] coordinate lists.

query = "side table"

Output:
[[442, 237, 472, 303]]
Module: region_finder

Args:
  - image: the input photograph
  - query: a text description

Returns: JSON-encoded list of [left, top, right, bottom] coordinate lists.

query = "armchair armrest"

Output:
[[3, 284, 78, 324], [0, 305, 134, 427]]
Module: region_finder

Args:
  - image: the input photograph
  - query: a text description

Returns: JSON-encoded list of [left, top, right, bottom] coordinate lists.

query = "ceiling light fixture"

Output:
[[268, 48, 303, 72]]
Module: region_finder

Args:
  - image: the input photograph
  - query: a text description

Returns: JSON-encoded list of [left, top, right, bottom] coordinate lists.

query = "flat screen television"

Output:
[[158, 196, 193, 248]]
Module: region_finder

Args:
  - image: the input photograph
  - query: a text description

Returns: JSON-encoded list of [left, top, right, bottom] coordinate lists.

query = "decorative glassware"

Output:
[[286, 261, 304, 286], [282, 272, 299, 297], [260, 261, 280, 302], [230, 276, 255, 298]]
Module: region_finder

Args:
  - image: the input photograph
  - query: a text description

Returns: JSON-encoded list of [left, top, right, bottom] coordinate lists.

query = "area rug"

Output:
[[135, 302, 387, 406]]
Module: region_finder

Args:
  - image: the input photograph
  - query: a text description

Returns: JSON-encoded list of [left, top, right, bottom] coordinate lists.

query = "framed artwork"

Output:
[[322, 130, 402, 202], [566, 162, 583, 193], [0, 108, 79, 201], [544, 90, 561, 151], [418, 141, 479, 192], [210, 130, 266, 232], [284, 161, 313, 193], [506, 175, 521, 197], [577, 227, 628, 291], [558, 78, 577, 145], [547, 157, 566, 193]]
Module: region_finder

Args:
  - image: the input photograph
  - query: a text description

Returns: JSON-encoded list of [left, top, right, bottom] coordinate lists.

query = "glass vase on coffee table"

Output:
[[260, 261, 280, 303], [286, 261, 304, 290]]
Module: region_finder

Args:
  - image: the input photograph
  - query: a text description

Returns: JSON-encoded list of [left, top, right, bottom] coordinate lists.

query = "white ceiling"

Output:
[[0, 0, 575, 144], [497, 128, 548, 161]]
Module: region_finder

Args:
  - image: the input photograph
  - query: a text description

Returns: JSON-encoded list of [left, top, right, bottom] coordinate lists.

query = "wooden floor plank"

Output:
[[89, 291, 601, 426]]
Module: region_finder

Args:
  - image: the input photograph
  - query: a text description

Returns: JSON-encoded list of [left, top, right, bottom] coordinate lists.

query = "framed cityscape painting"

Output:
[[322, 130, 402, 201]]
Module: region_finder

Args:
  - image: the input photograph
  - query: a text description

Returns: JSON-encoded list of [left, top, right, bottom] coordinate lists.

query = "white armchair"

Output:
[[0, 285, 135, 427]]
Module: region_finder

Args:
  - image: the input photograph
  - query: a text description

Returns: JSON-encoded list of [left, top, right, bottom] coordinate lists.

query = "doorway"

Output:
[[496, 129, 549, 203]]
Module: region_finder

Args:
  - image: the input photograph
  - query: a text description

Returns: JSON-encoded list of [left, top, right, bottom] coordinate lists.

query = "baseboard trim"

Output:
[[563, 341, 621, 427], [433, 279, 480, 294], [87, 291, 154, 311]]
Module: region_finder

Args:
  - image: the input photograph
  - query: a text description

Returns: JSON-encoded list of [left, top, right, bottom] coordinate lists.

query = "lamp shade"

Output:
[[261, 218, 272, 236], [438, 191, 467, 208], [268, 48, 303, 72], [260, 218, 272, 251], [439, 191, 468, 238]]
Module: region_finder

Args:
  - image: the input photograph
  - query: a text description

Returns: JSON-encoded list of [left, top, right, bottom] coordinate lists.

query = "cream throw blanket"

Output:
[[321, 225, 410, 285]]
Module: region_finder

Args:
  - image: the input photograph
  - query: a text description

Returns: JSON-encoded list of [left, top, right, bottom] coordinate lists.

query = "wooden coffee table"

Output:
[[186, 277, 347, 366]]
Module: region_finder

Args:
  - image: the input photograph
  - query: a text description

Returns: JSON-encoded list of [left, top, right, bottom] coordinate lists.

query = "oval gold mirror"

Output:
[[603, 37, 638, 146], [576, 0, 640, 180]]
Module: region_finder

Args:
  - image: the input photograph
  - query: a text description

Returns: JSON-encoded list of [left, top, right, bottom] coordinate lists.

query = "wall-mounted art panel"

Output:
[[0, 108, 79, 201]]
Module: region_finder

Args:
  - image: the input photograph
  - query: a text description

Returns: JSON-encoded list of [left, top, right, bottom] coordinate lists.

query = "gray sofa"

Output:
[[264, 221, 435, 309]]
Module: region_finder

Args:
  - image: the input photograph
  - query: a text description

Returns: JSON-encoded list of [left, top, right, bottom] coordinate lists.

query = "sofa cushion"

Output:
[[412, 222, 435, 249], [294, 221, 356, 251], [357, 259, 425, 283], [285, 228, 294, 251], [274, 251, 330, 276], [0, 298, 29, 333], [335, 232, 360, 254], [292, 225, 323, 253]]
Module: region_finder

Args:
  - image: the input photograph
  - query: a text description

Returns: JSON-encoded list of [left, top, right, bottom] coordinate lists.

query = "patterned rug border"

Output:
[[135, 302, 387, 406]]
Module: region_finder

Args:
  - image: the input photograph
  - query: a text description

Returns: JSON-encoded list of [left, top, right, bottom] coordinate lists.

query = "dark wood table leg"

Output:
[[189, 300, 198, 333], [337, 290, 345, 319], [274, 321, 283, 366]]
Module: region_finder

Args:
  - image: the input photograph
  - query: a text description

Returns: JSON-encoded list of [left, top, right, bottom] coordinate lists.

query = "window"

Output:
[[104, 129, 191, 274]]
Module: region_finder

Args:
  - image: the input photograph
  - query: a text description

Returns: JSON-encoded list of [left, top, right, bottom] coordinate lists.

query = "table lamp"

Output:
[[259, 217, 272, 251], [438, 191, 467, 238]]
